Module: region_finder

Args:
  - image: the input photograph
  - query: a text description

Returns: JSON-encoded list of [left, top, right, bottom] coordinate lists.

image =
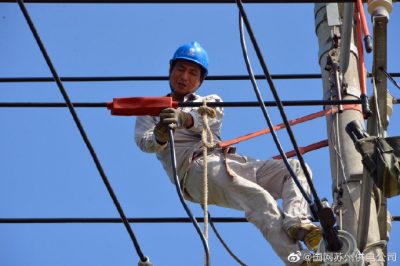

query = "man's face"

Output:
[[169, 60, 203, 100]]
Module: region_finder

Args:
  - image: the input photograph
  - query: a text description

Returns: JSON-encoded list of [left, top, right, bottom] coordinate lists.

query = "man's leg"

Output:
[[255, 159, 321, 250], [184, 154, 305, 264]]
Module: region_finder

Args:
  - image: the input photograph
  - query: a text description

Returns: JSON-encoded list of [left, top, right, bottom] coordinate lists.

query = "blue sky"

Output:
[[0, 2, 399, 266]]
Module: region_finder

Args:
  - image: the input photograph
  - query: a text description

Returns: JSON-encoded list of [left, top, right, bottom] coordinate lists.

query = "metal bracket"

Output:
[[325, 53, 345, 112], [326, 3, 342, 27]]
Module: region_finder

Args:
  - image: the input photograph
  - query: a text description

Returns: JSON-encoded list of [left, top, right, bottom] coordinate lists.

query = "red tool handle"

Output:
[[356, 0, 373, 53], [107, 97, 178, 116]]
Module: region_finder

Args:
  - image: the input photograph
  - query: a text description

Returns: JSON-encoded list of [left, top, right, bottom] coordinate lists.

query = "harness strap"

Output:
[[218, 104, 361, 149]]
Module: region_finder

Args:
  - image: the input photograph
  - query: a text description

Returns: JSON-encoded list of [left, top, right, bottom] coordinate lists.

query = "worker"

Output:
[[135, 41, 322, 265]]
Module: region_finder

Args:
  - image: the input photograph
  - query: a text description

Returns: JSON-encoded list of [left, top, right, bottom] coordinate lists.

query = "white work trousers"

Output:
[[183, 151, 312, 264]]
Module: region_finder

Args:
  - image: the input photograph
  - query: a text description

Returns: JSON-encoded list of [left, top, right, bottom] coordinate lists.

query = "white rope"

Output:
[[198, 99, 216, 265], [372, 77, 384, 138]]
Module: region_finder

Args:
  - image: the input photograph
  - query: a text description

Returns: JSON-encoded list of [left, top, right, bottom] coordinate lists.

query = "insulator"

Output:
[[367, 0, 393, 18], [318, 230, 363, 266], [138, 257, 153, 266]]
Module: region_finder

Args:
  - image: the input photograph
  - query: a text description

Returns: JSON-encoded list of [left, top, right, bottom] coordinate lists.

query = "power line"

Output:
[[2, 99, 399, 108], [1, 73, 398, 83], [0, 74, 320, 82], [16, 0, 148, 262], [381, 68, 400, 90], [0, 217, 398, 223], [0, 0, 364, 4], [207, 212, 246, 266], [238, 8, 314, 208], [237, 0, 343, 251], [0, 218, 246, 223]]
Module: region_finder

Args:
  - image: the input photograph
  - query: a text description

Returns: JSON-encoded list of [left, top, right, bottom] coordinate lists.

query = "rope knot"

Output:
[[198, 104, 216, 118], [199, 100, 215, 149]]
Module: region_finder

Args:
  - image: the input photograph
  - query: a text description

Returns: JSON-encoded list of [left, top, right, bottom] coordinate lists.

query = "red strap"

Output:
[[272, 139, 329, 160], [107, 97, 178, 116], [218, 104, 361, 148]]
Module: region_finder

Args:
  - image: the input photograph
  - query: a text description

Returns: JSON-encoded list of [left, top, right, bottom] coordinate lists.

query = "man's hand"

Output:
[[159, 108, 193, 129], [153, 108, 192, 144], [154, 122, 168, 144]]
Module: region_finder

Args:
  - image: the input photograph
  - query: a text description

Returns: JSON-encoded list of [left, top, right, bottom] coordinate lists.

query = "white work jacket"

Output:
[[134, 93, 224, 183]]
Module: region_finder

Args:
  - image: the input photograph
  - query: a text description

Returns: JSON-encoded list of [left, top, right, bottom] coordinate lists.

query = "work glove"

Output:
[[159, 108, 192, 129], [154, 122, 169, 144]]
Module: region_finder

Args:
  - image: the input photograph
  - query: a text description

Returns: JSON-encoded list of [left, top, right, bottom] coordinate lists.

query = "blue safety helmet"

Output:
[[170, 41, 209, 77]]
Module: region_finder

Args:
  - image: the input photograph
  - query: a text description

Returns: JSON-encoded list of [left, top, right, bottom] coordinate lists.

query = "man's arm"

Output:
[[135, 116, 167, 153]]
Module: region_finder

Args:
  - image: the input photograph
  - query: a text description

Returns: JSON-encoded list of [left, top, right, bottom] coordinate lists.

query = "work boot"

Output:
[[287, 223, 322, 251]]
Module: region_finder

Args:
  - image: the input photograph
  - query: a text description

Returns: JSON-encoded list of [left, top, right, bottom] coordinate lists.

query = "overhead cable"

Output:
[[237, 0, 343, 251], [1, 73, 398, 83], [381, 68, 400, 90], [237, 13, 312, 205], [16, 0, 149, 263], [237, 0, 319, 206], [5, 99, 400, 108], [0, 217, 248, 223], [0, 0, 367, 4], [208, 212, 247, 266], [167, 128, 210, 265], [1, 216, 399, 223]]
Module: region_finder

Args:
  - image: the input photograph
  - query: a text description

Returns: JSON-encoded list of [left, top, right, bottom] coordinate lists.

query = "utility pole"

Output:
[[314, 3, 386, 265], [366, 1, 394, 265]]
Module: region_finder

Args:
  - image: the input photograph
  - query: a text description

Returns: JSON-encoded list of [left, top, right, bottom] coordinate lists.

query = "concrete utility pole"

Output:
[[366, 1, 394, 265], [314, 3, 387, 265]]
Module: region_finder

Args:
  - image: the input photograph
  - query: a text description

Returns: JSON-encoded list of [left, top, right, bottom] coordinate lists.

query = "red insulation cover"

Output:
[[107, 97, 178, 116]]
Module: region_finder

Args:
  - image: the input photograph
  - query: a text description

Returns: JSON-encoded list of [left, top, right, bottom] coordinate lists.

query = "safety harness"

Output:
[[351, 133, 400, 198]]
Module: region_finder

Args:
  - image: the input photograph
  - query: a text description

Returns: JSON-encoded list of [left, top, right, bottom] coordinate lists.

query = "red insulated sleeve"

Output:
[[107, 97, 178, 116]]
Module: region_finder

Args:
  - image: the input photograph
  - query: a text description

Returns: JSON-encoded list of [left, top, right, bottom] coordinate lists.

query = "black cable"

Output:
[[5, 99, 396, 108], [207, 211, 247, 266], [2, 216, 400, 223], [238, 14, 313, 205], [0, 0, 364, 3], [0, 73, 398, 83], [381, 68, 400, 90], [236, 0, 322, 208], [167, 128, 210, 266], [0, 74, 320, 82], [0, 75, 313, 82], [0, 217, 248, 223], [1, 73, 398, 83], [237, 0, 345, 252], [16, 0, 148, 262]]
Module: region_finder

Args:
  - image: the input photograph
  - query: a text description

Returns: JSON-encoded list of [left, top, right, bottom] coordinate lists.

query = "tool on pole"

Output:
[[346, 120, 370, 142], [347, 120, 400, 198]]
